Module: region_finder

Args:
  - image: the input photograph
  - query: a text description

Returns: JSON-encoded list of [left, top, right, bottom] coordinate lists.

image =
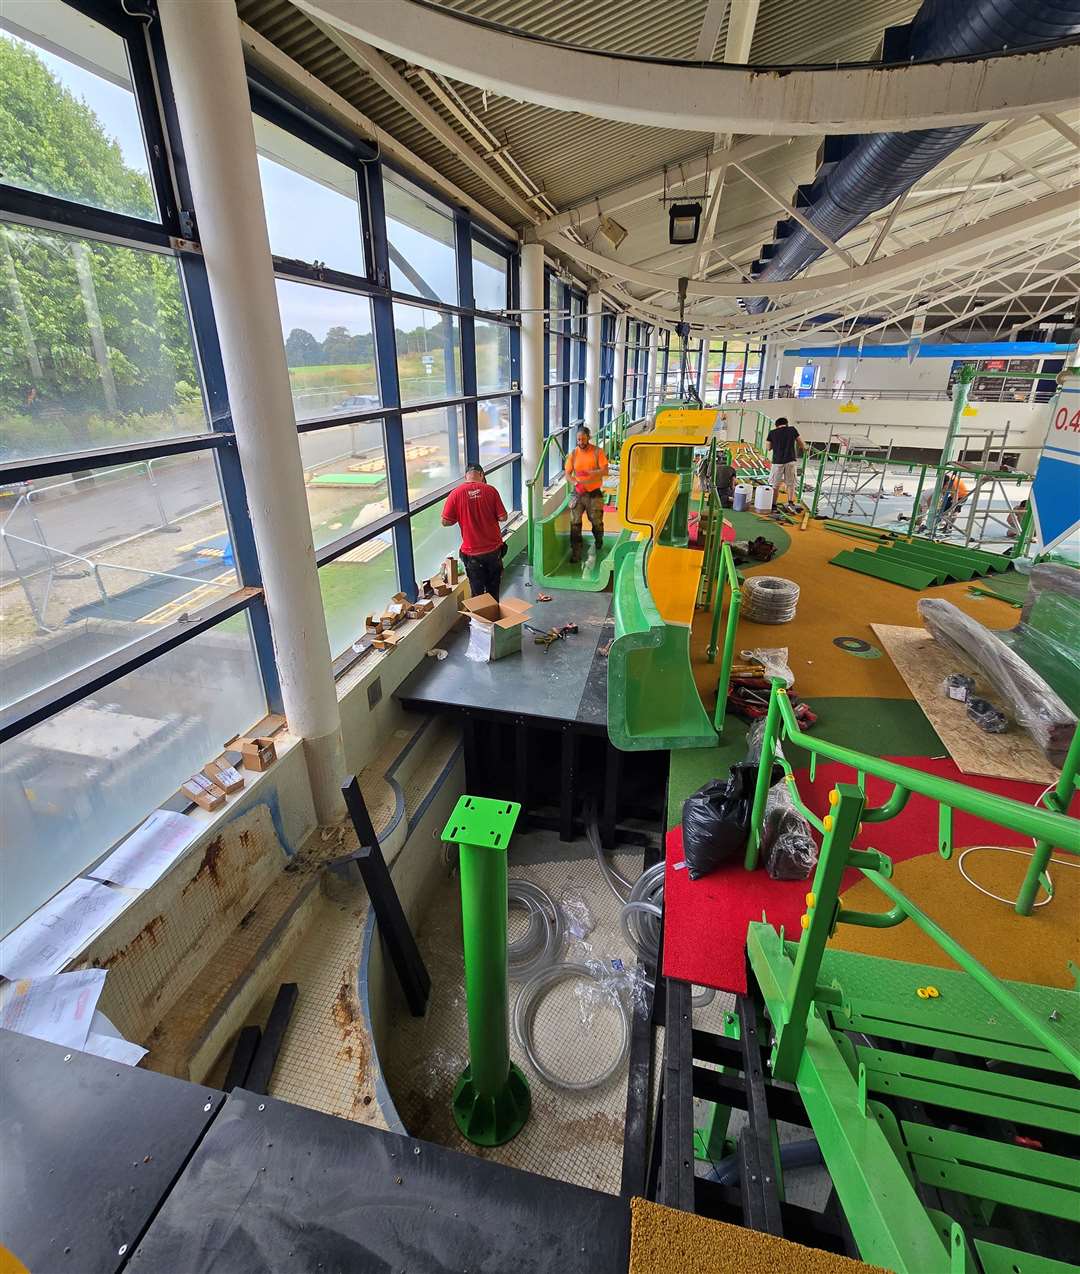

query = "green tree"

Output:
[[285, 327, 321, 366], [0, 35, 199, 456]]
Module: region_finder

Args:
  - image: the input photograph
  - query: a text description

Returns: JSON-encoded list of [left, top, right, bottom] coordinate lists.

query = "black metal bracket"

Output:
[[340, 777, 431, 1017]]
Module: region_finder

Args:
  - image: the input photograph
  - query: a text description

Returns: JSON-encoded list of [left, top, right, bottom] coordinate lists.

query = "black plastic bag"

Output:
[[682, 762, 782, 880]]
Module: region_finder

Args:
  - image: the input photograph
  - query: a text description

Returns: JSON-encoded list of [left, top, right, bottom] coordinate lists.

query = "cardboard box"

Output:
[[239, 736, 277, 771], [203, 759, 244, 794], [181, 775, 226, 811], [443, 556, 459, 585], [461, 593, 531, 661]]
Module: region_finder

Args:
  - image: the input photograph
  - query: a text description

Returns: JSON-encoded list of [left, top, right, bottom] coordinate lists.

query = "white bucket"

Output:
[[754, 485, 774, 512]]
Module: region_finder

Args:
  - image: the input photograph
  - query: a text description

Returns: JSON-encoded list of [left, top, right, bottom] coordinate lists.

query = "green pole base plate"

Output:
[[452, 1062, 531, 1146]]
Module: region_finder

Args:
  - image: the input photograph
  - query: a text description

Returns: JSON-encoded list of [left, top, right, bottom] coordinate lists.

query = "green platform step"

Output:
[[831, 535, 1014, 590]]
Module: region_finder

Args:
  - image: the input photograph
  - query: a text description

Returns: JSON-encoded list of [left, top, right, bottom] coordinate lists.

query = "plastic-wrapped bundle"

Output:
[[746, 721, 819, 880], [743, 576, 800, 623], [918, 599, 1076, 767]]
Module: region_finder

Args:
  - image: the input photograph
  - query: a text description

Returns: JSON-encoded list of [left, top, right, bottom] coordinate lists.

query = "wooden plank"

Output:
[[871, 623, 1059, 784]]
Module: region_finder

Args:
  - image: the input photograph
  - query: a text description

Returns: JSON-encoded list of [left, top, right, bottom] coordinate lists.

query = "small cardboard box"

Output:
[[181, 775, 226, 811], [461, 593, 531, 661], [443, 556, 459, 585], [204, 759, 245, 794], [239, 736, 277, 771]]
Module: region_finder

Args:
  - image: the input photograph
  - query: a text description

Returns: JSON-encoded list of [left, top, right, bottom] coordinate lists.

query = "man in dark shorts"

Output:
[[441, 463, 507, 600], [765, 415, 804, 508]]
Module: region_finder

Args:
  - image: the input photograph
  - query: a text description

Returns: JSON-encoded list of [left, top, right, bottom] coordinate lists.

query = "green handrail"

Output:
[[745, 679, 1080, 871], [524, 432, 569, 570], [708, 542, 742, 733]]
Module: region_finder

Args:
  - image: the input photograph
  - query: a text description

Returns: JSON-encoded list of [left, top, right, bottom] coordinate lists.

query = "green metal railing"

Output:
[[707, 542, 742, 733], [745, 679, 1080, 1083], [524, 432, 569, 570]]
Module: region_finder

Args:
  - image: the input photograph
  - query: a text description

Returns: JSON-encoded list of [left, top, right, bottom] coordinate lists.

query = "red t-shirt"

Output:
[[441, 481, 507, 556]]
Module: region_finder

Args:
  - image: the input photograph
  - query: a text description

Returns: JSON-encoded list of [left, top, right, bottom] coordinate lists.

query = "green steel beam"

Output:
[[909, 1155, 1079, 1224], [829, 548, 941, 589], [747, 924, 948, 1274], [925, 366, 973, 539], [857, 1047, 1080, 1135], [975, 1237, 1080, 1274]]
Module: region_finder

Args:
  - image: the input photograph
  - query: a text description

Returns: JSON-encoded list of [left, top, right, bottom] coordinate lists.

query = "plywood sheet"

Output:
[[871, 623, 1059, 785]]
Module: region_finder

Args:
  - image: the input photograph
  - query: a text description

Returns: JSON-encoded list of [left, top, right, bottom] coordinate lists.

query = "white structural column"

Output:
[[157, 0, 345, 823], [519, 242, 545, 515], [646, 326, 660, 417], [697, 338, 710, 402], [612, 313, 627, 420], [584, 288, 602, 431]]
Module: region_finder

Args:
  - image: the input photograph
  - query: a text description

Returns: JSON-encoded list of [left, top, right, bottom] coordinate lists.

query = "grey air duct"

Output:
[[742, 0, 1080, 314]]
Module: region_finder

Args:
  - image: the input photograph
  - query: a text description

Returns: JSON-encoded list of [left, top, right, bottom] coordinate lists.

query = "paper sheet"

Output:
[[90, 808, 200, 892], [82, 1030, 148, 1067], [0, 878, 130, 979], [0, 969, 106, 1050]]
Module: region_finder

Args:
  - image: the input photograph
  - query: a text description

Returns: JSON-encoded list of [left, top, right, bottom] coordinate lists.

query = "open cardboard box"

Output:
[[461, 592, 531, 661]]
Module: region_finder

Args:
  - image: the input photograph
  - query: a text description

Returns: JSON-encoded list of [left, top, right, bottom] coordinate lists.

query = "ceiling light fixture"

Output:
[[598, 215, 628, 249], [668, 201, 702, 245]]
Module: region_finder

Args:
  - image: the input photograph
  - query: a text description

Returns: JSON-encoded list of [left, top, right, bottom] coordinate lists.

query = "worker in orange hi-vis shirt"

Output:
[[564, 425, 609, 563]]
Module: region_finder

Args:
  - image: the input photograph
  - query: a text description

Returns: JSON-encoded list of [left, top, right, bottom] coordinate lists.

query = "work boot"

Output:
[[593, 533, 604, 555], [569, 532, 582, 564]]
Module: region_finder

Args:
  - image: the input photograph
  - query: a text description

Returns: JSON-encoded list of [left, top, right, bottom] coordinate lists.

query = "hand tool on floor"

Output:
[[525, 622, 578, 651]]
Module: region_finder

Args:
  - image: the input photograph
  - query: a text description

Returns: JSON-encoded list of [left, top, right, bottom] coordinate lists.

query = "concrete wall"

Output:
[[729, 396, 1050, 466]]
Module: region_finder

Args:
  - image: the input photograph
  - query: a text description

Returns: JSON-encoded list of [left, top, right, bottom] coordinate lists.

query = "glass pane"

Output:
[[394, 304, 461, 406], [299, 422, 388, 551], [488, 462, 515, 515], [254, 114, 363, 277], [385, 172, 457, 305], [472, 240, 507, 311], [410, 501, 460, 586], [475, 320, 511, 394], [1, 454, 237, 712], [546, 387, 563, 437], [0, 223, 208, 462], [404, 405, 465, 502], [0, 617, 265, 936], [318, 540, 397, 658], [478, 397, 511, 465], [0, 2, 156, 219], [277, 280, 379, 423]]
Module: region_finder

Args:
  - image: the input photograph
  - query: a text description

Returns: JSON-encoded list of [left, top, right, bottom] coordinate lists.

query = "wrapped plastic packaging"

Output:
[[746, 721, 819, 881], [918, 598, 1076, 767]]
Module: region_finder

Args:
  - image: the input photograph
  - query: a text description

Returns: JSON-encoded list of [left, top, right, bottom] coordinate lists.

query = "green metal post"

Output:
[[810, 446, 827, 518], [772, 782, 866, 1083], [1016, 724, 1080, 916], [925, 365, 974, 540], [744, 678, 784, 869], [907, 464, 928, 537], [1009, 499, 1035, 560], [712, 547, 742, 732], [797, 444, 809, 503], [442, 795, 531, 1145]]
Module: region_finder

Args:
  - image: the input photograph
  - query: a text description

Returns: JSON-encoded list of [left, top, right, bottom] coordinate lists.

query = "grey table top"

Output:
[[396, 563, 611, 728]]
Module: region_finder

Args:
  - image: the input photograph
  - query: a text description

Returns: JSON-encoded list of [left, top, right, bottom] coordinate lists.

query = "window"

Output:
[[254, 114, 364, 277], [473, 239, 508, 311], [404, 405, 465, 502], [475, 319, 511, 393], [318, 541, 396, 658], [394, 304, 462, 406], [488, 462, 515, 515], [410, 500, 460, 585], [385, 172, 457, 305], [277, 280, 379, 423], [299, 422, 388, 550], [0, 3, 156, 220], [478, 396, 511, 465], [0, 619, 266, 936], [0, 223, 209, 462]]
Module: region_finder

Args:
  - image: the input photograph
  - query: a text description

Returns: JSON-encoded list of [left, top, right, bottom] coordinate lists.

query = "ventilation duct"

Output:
[[742, 0, 1080, 314]]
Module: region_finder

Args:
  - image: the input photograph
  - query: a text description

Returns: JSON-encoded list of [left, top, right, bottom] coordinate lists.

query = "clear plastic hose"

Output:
[[513, 961, 630, 1091], [507, 878, 563, 981]]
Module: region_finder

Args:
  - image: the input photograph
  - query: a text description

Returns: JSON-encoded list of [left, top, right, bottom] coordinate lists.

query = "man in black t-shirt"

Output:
[[765, 416, 803, 507]]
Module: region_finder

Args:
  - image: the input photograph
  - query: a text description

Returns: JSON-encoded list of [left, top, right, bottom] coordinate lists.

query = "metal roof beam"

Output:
[[296, 0, 1080, 134]]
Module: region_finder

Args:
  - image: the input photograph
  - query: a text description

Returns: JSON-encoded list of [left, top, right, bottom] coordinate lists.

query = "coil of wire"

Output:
[[507, 879, 564, 981], [742, 575, 800, 624]]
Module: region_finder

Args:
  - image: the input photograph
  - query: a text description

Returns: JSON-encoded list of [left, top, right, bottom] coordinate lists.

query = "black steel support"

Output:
[[222, 1025, 262, 1094], [559, 726, 577, 842], [245, 984, 299, 1095], [601, 744, 621, 849], [341, 777, 431, 1016], [737, 994, 784, 1236], [659, 978, 695, 1213], [514, 723, 529, 812]]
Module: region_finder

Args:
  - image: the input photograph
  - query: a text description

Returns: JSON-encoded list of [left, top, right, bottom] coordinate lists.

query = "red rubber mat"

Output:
[[662, 756, 1059, 995]]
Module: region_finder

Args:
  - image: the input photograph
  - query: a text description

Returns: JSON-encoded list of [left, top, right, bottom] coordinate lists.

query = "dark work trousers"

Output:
[[461, 549, 504, 601], [569, 489, 605, 561]]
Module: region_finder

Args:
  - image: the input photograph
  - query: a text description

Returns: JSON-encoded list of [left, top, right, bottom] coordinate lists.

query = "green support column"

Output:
[[1015, 724, 1080, 917], [442, 795, 531, 1145], [925, 365, 974, 539]]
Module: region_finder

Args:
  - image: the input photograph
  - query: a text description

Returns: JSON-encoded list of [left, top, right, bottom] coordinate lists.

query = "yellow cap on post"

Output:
[[805, 892, 816, 909], [823, 815, 833, 832], [828, 789, 839, 807], [800, 913, 810, 930]]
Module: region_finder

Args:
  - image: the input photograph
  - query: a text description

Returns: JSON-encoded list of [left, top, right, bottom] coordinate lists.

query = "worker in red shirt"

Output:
[[441, 463, 508, 600], [564, 426, 609, 563]]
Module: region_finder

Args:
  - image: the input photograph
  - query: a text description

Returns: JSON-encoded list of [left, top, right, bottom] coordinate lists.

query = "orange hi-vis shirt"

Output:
[[565, 444, 609, 493]]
